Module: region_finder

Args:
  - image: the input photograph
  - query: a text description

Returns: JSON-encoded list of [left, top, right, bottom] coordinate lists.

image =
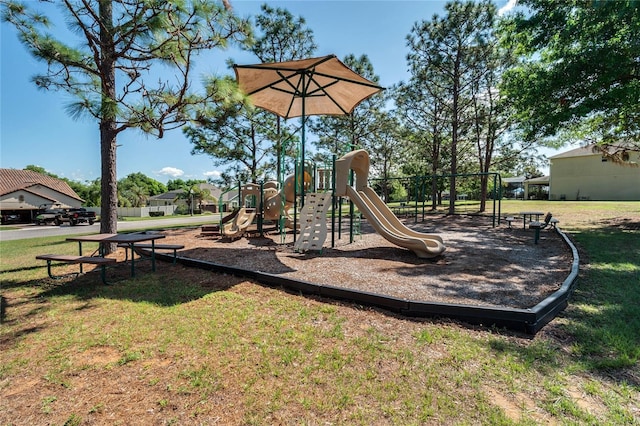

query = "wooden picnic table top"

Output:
[[519, 211, 544, 216], [66, 233, 165, 244]]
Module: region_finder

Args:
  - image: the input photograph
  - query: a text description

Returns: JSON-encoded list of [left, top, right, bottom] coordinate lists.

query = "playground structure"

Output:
[[221, 172, 315, 241], [335, 150, 446, 258], [216, 149, 446, 258], [262, 172, 311, 228]]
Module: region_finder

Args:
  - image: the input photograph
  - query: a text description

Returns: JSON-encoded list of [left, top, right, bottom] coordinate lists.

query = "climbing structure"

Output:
[[293, 192, 333, 252]]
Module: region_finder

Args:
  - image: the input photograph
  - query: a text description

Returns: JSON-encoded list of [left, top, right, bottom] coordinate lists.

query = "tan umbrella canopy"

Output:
[[233, 55, 383, 119], [233, 55, 383, 206]]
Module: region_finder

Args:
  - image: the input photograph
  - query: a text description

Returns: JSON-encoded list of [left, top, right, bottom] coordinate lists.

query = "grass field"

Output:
[[1, 201, 639, 424]]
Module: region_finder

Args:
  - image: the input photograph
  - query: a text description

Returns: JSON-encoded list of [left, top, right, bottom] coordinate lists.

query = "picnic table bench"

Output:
[[504, 216, 518, 228], [118, 243, 184, 264], [519, 211, 544, 229], [36, 233, 168, 285], [529, 212, 555, 244], [35, 254, 116, 285]]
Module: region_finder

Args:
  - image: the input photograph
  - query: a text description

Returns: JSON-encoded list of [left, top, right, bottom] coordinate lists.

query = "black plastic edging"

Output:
[[155, 226, 579, 335]]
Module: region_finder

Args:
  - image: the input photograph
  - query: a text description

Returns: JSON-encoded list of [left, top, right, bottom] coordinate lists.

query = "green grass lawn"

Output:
[[1, 201, 638, 424]]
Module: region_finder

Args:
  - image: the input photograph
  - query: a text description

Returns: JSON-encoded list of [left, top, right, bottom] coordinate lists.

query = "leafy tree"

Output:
[[394, 79, 451, 209], [24, 165, 57, 178], [3, 0, 252, 250], [82, 178, 102, 207], [118, 185, 146, 208], [467, 4, 517, 210], [167, 178, 207, 191], [185, 106, 286, 183], [406, 0, 497, 214], [251, 3, 316, 64], [187, 4, 314, 186], [118, 172, 166, 208], [173, 184, 212, 214], [365, 111, 404, 202], [310, 54, 385, 159], [501, 0, 640, 156]]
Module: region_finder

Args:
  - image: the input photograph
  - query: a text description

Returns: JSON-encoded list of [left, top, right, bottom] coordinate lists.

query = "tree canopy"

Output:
[[405, 0, 502, 212], [2, 0, 252, 247], [501, 0, 640, 152], [118, 172, 166, 207]]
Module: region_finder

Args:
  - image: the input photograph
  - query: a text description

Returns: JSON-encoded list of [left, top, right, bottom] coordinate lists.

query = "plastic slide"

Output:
[[361, 187, 444, 244], [335, 149, 445, 258], [346, 187, 445, 258], [222, 207, 256, 239]]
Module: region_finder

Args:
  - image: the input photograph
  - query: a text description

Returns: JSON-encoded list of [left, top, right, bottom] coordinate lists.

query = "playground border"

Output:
[[155, 227, 579, 335]]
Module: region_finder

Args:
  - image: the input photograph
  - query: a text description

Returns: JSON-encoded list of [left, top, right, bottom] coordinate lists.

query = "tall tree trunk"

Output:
[[449, 118, 458, 215], [479, 174, 488, 211], [430, 142, 439, 211], [449, 54, 461, 215], [100, 121, 118, 233], [99, 0, 118, 252]]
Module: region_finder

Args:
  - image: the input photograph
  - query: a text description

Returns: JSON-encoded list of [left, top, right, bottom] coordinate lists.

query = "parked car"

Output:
[[35, 208, 65, 226], [62, 208, 96, 226], [1, 214, 22, 225]]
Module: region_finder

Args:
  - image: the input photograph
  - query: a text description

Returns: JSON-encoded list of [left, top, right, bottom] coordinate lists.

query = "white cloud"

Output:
[[203, 170, 222, 179], [157, 167, 184, 178], [498, 0, 517, 16]]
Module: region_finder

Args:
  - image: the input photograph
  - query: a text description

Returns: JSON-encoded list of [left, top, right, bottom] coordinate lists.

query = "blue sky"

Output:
[[1, 0, 521, 184]]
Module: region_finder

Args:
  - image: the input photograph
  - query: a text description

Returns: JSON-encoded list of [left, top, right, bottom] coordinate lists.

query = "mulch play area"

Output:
[[155, 214, 578, 334]]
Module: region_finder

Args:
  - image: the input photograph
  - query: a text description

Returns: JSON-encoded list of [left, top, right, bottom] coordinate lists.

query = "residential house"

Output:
[[548, 145, 640, 201], [0, 168, 83, 223], [148, 183, 234, 213]]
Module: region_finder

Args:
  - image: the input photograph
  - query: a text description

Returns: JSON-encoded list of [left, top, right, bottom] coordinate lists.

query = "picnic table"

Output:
[[66, 232, 166, 277], [519, 211, 544, 230]]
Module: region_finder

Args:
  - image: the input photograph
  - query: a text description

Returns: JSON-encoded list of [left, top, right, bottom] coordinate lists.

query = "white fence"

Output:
[[85, 206, 177, 218]]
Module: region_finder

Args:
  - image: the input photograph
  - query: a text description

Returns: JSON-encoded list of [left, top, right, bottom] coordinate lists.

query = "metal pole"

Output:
[[258, 181, 264, 237], [300, 72, 306, 208], [293, 160, 297, 244], [492, 174, 497, 227], [331, 154, 336, 248]]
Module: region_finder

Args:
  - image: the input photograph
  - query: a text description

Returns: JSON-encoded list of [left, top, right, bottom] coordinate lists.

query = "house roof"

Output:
[[503, 176, 526, 184], [149, 189, 184, 201], [148, 184, 234, 203], [0, 168, 83, 201], [549, 144, 634, 160], [525, 175, 550, 184], [549, 145, 597, 159]]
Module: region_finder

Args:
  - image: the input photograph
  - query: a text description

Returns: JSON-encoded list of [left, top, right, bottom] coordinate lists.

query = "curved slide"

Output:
[[362, 187, 443, 244], [346, 186, 445, 258], [222, 207, 256, 239], [336, 149, 446, 258]]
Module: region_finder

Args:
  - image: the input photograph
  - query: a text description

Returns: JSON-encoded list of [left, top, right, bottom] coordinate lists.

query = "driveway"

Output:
[[0, 215, 220, 242]]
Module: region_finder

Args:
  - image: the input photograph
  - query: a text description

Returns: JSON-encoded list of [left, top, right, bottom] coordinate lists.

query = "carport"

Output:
[[524, 176, 550, 200]]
